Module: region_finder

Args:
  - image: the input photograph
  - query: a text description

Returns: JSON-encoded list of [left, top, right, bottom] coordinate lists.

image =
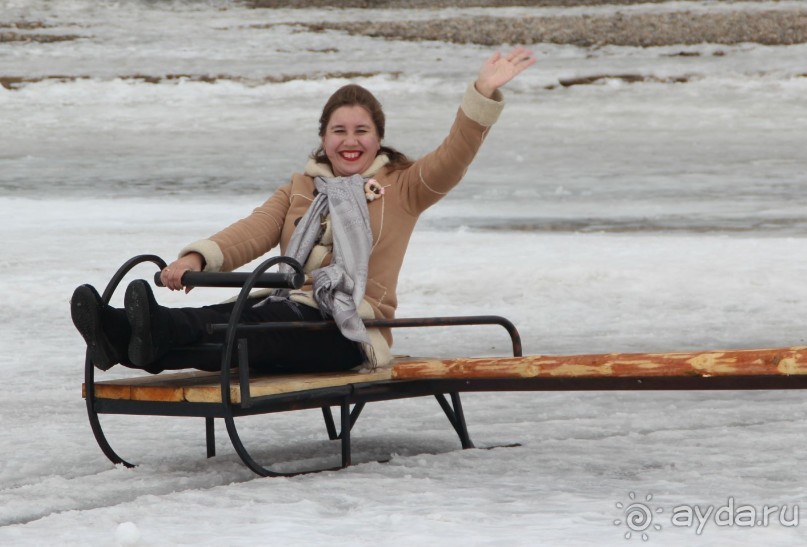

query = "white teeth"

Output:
[[342, 152, 360, 159]]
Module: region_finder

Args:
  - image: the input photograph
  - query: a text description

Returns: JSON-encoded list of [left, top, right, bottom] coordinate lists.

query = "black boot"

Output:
[[124, 279, 177, 367], [70, 284, 131, 371]]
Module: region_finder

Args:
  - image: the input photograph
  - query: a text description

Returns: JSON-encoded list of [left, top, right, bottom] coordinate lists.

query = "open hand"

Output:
[[475, 47, 536, 98]]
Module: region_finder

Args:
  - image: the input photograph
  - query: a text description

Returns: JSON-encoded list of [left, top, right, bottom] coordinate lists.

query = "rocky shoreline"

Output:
[[248, 0, 807, 47], [309, 10, 807, 47]]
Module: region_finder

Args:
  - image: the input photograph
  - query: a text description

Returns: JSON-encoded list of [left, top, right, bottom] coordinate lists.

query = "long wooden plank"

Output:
[[85, 347, 807, 404], [390, 347, 807, 380]]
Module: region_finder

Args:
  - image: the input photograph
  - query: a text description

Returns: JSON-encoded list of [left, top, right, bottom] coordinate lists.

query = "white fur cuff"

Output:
[[178, 239, 224, 272], [461, 82, 504, 127]]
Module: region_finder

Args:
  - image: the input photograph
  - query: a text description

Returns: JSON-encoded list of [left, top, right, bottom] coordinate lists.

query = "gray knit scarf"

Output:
[[281, 174, 373, 353]]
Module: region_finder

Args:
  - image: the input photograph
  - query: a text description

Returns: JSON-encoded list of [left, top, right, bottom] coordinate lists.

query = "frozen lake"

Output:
[[1, 0, 806, 545]]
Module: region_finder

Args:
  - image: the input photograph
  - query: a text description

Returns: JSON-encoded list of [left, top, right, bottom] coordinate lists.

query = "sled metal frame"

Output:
[[84, 255, 523, 476]]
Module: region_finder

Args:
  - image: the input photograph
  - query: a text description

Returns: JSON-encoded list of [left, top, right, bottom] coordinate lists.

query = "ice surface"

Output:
[[1, 1, 806, 545]]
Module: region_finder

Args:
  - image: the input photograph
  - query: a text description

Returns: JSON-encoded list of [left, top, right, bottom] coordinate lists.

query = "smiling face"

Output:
[[320, 105, 381, 177]]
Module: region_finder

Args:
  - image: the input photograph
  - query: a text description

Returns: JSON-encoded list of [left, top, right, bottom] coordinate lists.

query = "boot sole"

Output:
[[125, 280, 157, 367], [70, 285, 120, 371]]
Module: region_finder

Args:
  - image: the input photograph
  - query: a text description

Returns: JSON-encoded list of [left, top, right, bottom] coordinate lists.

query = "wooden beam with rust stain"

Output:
[[390, 347, 807, 380]]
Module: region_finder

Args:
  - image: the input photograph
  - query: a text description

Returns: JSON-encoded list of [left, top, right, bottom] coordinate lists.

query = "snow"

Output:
[[1, 0, 807, 545], [115, 522, 142, 546]]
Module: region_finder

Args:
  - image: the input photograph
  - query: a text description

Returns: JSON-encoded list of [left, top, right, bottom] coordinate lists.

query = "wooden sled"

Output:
[[83, 254, 521, 476], [83, 255, 807, 476]]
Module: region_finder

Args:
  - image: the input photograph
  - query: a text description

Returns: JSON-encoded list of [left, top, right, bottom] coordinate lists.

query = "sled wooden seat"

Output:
[[85, 367, 395, 404]]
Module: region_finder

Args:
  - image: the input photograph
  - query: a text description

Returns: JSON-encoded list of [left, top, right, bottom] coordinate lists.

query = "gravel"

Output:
[[316, 10, 807, 47], [249, 0, 807, 47]]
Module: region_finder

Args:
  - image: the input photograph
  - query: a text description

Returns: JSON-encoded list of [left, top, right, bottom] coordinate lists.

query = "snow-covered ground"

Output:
[[1, 1, 806, 545]]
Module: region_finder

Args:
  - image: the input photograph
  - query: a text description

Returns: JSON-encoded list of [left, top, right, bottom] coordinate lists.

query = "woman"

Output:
[[71, 48, 536, 374]]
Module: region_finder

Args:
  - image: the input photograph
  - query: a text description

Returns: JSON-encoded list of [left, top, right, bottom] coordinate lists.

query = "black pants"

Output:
[[150, 297, 364, 374]]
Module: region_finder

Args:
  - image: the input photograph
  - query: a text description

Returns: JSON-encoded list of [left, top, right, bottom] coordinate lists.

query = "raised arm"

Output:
[[399, 47, 536, 213]]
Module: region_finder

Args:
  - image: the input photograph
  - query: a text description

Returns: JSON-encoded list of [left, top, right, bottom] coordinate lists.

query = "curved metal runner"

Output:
[[85, 254, 167, 469], [218, 256, 314, 476]]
